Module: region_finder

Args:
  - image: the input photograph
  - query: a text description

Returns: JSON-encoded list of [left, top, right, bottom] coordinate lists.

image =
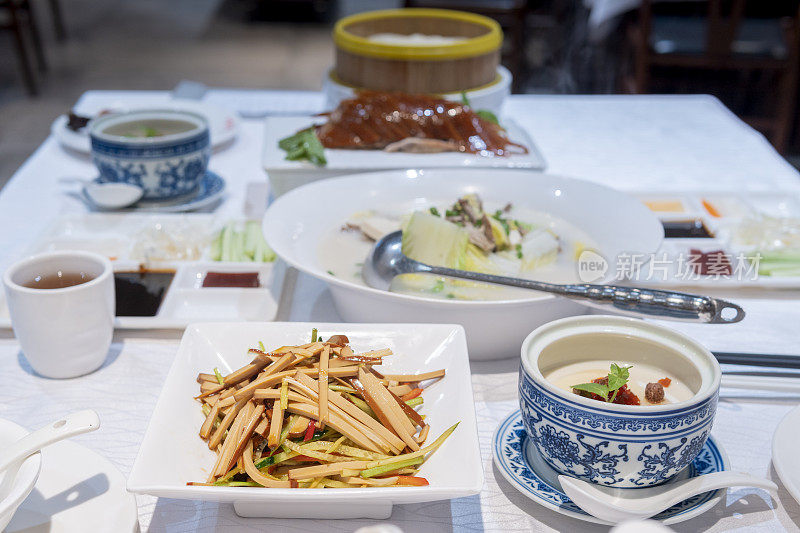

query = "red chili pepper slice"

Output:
[[303, 420, 316, 442], [396, 475, 429, 486], [400, 388, 423, 401]]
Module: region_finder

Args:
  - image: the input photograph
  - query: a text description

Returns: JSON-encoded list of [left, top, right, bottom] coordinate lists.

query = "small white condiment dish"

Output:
[[519, 315, 721, 488], [0, 420, 42, 531]]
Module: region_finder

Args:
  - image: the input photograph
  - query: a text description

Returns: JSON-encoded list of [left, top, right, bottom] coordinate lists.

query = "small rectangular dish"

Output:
[[0, 214, 283, 329], [127, 322, 482, 519]]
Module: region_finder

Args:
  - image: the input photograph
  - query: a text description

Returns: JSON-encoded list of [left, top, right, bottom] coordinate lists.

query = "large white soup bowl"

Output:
[[519, 315, 721, 488], [263, 169, 663, 360]]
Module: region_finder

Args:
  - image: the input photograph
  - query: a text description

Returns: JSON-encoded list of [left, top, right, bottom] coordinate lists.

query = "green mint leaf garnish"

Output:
[[571, 382, 611, 398], [572, 363, 632, 402]]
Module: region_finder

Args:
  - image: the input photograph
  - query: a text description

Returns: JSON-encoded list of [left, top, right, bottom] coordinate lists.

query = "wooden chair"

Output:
[[625, 0, 800, 153], [0, 0, 48, 95], [403, 0, 530, 92]]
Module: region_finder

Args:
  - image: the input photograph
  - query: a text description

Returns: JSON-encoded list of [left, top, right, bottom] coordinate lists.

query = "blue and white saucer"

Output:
[[493, 410, 728, 526], [90, 170, 226, 213]]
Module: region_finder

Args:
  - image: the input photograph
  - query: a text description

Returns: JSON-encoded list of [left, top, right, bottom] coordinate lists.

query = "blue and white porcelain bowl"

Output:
[[519, 315, 720, 488], [90, 110, 210, 202]]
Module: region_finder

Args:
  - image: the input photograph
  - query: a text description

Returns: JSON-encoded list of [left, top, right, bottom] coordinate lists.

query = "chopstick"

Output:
[[721, 374, 800, 394], [713, 351, 800, 370]]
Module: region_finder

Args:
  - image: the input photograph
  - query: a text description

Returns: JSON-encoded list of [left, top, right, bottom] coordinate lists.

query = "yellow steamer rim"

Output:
[[333, 8, 503, 94]]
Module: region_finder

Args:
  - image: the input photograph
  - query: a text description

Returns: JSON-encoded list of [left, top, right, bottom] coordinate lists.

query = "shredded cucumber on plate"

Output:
[[210, 221, 276, 262]]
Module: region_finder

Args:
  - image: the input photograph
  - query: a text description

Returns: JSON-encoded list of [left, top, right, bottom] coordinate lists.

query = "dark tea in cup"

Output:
[[23, 271, 95, 289]]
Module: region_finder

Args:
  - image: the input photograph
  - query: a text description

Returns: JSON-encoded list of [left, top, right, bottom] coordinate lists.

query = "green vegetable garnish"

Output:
[[429, 207, 441, 217], [311, 328, 318, 342], [515, 243, 523, 259], [572, 363, 632, 403], [459, 92, 500, 125], [279, 127, 327, 166], [476, 109, 499, 125], [213, 367, 224, 385]]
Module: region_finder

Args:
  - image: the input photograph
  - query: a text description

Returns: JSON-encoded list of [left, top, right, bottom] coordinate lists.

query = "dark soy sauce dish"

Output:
[[114, 271, 175, 317], [662, 219, 714, 238]]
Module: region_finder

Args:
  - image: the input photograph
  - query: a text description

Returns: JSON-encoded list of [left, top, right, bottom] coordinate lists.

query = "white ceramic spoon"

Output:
[[0, 411, 100, 499], [83, 182, 143, 209], [559, 472, 778, 523]]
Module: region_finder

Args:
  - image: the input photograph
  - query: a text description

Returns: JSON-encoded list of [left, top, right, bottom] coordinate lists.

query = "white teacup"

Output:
[[3, 251, 114, 378]]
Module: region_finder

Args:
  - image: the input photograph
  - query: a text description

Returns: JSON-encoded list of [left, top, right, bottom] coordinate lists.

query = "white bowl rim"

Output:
[[520, 315, 722, 414], [89, 109, 209, 145], [263, 169, 664, 309], [0, 419, 42, 517], [3, 250, 113, 296]]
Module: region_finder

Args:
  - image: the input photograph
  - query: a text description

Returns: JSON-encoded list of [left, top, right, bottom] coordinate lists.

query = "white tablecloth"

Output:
[[1, 90, 800, 532]]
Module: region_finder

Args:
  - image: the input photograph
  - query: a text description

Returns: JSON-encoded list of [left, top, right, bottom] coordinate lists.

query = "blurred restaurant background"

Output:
[[2, 0, 800, 182]]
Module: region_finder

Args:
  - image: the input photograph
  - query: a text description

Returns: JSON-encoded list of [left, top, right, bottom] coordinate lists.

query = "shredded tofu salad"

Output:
[[190, 330, 456, 488]]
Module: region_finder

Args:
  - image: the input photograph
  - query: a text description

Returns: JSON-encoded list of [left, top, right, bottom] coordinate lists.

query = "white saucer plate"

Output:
[[52, 99, 239, 153], [6, 440, 138, 533], [492, 410, 728, 526], [772, 404, 800, 505], [90, 170, 226, 213]]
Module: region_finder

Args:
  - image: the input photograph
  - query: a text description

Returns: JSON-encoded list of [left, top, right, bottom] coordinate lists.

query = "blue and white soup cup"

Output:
[[519, 315, 721, 488], [89, 110, 210, 202]]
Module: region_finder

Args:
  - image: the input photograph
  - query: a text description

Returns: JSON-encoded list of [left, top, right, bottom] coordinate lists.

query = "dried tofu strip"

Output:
[[253, 388, 315, 405], [288, 460, 369, 481], [295, 373, 405, 453], [285, 402, 383, 453], [388, 384, 414, 396], [381, 369, 445, 382], [287, 376, 396, 453], [318, 346, 330, 429], [358, 369, 419, 451], [254, 415, 270, 436], [335, 475, 398, 487], [215, 403, 250, 476], [234, 366, 361, 402], [199, 381, 219, 393], [243, 441, 291, 488], [268, 396, 285, 448], [234, 352, 296, 401], [350, 379, 398, 439], [199, 401, 221, 440], [209, 398, 247, 450], [287, 415, 311, 437], [231, 403, 266, 469], [357, 349, 392, 358], [198, 373, 218, 383]]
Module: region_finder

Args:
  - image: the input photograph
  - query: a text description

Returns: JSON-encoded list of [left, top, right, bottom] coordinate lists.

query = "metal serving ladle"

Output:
[[362, 231, 745, 324]]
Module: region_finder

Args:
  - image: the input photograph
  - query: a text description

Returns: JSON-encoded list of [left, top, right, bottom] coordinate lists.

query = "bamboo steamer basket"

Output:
[[333, 8, 502, 94]]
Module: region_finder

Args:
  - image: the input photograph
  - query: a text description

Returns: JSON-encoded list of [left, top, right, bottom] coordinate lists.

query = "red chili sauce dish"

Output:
[[202, 271, 261, 288]]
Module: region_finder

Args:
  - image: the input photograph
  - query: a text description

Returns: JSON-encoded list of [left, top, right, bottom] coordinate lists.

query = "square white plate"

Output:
[[127, 322, 483, 519]]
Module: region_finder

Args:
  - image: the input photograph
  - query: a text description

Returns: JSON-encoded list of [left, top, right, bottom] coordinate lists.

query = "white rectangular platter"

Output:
[[0, 214, 284, 329], [127, 322, 483, 519], [262, 115, 547, 196]]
